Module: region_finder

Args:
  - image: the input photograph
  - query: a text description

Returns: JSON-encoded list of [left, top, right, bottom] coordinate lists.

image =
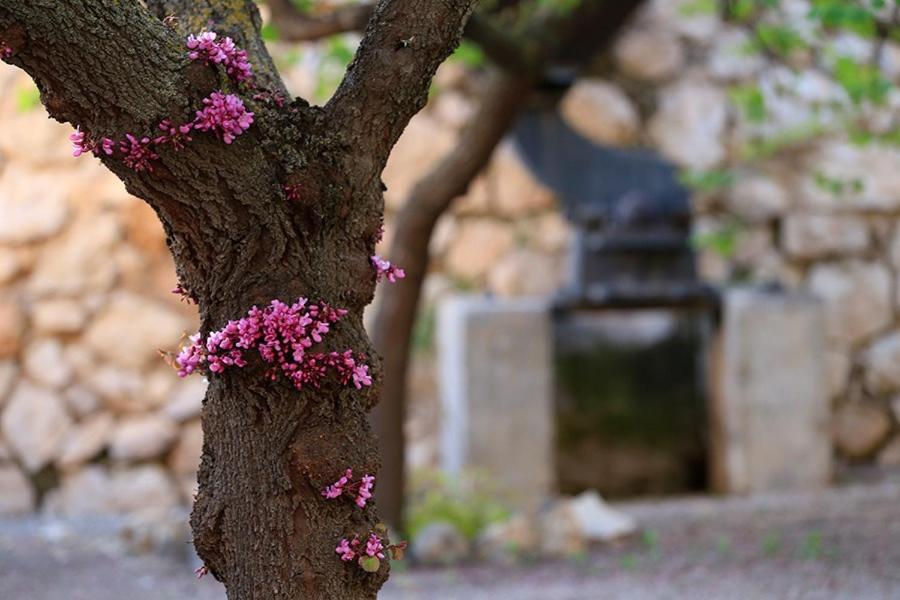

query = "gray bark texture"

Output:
[[0, 0, 475, 598]]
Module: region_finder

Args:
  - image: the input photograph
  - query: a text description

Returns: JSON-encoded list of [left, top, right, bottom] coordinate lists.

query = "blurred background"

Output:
[[1, 0, 900, 598]]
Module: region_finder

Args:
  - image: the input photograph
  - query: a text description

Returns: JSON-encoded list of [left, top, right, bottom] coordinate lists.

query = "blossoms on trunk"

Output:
[[175, 298, 372, 391], [322, 468, 376, 508]]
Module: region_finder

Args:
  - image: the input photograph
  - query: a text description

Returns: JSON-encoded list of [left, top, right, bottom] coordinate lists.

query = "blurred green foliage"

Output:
[[15, 83, 41, 113], [406, 469, 512, 541]]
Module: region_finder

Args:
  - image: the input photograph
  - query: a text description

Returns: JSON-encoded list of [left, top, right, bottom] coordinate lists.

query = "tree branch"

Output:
[[325, 0, 477, 169], [146, 0, 288, 96], [268, 0, 373, 42], [0, 0, 189, 136]]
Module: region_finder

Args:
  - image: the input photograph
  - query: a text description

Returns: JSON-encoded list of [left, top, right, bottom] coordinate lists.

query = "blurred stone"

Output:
[[614, 29, 685, 82], [444, 220, 514, 281], [433, 92, 474, 129], [48, 465, 181, 516], [110, 414, 178, 461], [57, 412, 114, 469], [439, 297, 554, 506], [808, 261, 892, 347], [31, 299, 89, 334], [649, 79, 728, 169], [0, 360, 16, 407], [63, 384, 101, 418], [110, 466, 182, 513], [488, 144, 557, 218], [168, 420, 203, 477], [84, 366, 151, 413], [560, 80, 640, 146], [23, 338, 73, 390], [44, 466, 114, 516], [411, 521, 469, 566], [165, 377, 207, 422], [826, 350, 851, 399], [709, 28, 764, 80], [863, 333, 900, 396], [85, 293, 186, 369], [566, 490, 637, 542], [27, 212, 120, 296], [782, 215, 869, 259], [0, 463, 35, 516], [833, 402, 892, 459], [712, 288, 831, 492], [726, 175, 789, 222], [383, 114, 455, 211], [0, 249, 22, 284], [1, 381, 72, 472], [0, 164, 69, 244], [800, 142, 900, 212], [877, 437, 900, 467], [476, 515, 537, 564], [0, 82, 73, 164], [532, 212, 572, 254], [0, 298, 25, 358], [429, 217, 458, 258], [538, 502, 585, 557], [143, 368, 176, 408], [119, 507, 191, 558], [487, 250, 562, 297]]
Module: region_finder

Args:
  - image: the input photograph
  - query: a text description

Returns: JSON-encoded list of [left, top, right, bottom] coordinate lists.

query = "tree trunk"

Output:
[[369, 0, 648, 528], [0, 0, 474, 597], [371, 71, 534, 528]]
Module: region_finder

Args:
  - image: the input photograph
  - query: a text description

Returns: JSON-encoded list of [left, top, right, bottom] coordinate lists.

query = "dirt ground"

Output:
[[2, 479, 899, 600]]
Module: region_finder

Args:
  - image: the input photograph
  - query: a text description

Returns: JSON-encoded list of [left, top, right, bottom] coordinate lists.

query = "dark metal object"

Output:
[[512, 110, 718, 309]]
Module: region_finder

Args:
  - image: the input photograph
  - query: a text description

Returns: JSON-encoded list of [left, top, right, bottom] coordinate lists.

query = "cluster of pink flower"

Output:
[[0, 42, 12, 60], [322, 468, 375, 508], [194, 91, 254, 144], [69, 91, 253, 169], [283, 184, 302, 202], [371, 255, 405, 283], [336, 534, 385, 562], [187, 31, 253, 83], [175, 298, 372, 391], [171, 284, 197, 304]]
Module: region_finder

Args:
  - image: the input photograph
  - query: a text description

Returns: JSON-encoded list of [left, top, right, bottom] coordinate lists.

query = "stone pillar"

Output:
[[438, 295, 554, 505], [710, 288, 832, 493]]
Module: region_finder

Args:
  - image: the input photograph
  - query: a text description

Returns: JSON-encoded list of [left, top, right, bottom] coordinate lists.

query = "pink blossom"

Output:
[[355, 474, 375, 508], [175, 297, 371, 391], [194, 565, 208, 579], [69, 127, 90, 158], [322, 468, 353, 499], [70, 128, 116, 158], [335, 537, 359, 562], [119, 133, 159, 172], [364, 534, 385, 559], [193, 92, 254, 144], [371, 255, 405, 283], [0, 42, 11, 60], [155, 119, 194, 150], [187, 31, 253, 83]]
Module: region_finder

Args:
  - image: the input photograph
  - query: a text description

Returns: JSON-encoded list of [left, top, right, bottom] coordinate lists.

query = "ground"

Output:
[[2, 480, 899, 599]]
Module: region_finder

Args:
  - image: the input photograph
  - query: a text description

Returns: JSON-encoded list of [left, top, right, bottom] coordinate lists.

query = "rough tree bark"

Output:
[[369, 0, 648, 528], [0, 0, 474, 598]]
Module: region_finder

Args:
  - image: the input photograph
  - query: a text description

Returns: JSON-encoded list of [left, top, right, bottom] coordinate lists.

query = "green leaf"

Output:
[[359, 556, 381, 573], [833, 56, 891, 105], [809, 0, 877, 36], [729, 84, 767, 123], [678, 169, 736, 193], [450, 41, 485, 68], [679, 0, 717, 16], [754, 24, 807, 57], [15, 84, 41, 113], [691, 220, 742, 259], [261, 22, 280, 42]]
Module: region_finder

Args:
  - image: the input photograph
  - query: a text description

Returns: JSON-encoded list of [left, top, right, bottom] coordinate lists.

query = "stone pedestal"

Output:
[[710, 288, 832, 493], [438, 296, 554, 506]]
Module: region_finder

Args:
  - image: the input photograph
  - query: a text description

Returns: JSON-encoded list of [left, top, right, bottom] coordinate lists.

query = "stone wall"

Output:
[[2, 0, 900, 517]]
